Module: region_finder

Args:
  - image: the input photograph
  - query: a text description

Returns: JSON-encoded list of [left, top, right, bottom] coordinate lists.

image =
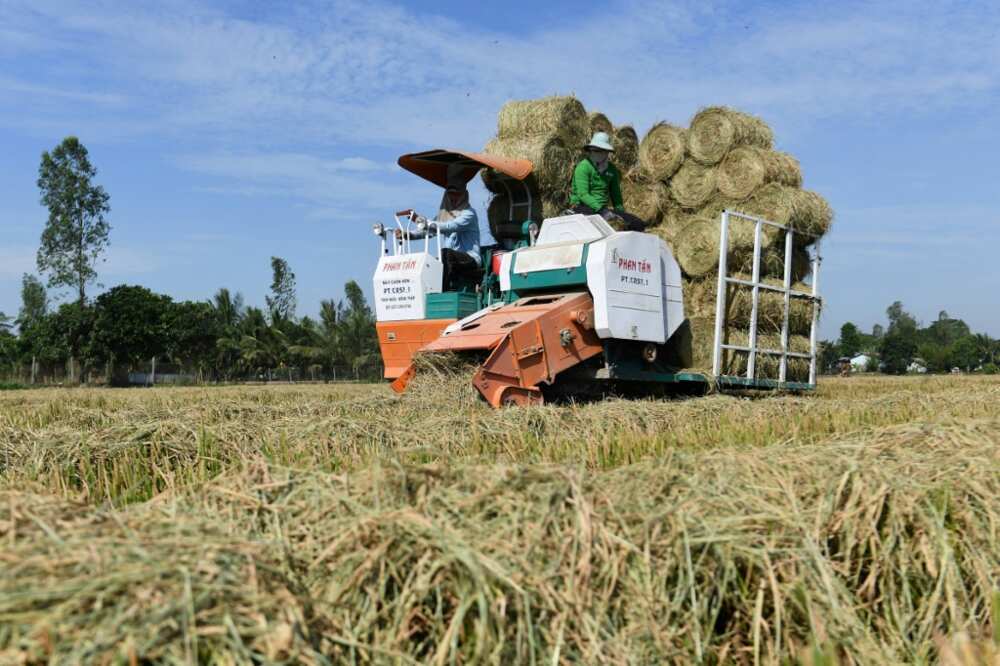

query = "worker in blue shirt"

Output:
[[397, 176, 481, 286]]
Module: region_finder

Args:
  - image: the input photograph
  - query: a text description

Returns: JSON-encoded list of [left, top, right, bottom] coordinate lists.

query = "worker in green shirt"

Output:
[[569, 132, 646, 231]]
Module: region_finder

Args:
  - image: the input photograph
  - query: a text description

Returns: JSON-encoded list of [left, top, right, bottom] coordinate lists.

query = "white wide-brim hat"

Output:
[[584, 131, 614, 152]]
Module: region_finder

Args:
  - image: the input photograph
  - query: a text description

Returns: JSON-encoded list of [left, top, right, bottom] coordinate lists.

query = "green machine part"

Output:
[[425, 291, 481, 320]]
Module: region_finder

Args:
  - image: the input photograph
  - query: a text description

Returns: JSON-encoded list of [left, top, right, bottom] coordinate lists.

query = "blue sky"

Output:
[[1, 0, 999, 339]]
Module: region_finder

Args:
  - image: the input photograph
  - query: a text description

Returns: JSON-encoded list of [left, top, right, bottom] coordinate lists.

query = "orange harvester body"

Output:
[[376, 319, 455, 379], [391, 292, 604, 407]]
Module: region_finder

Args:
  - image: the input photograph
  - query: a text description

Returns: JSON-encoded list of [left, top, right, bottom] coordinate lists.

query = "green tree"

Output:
[[886, 301, 918, 335], [47, 303, 95, 381], [838, 322, 862, 357], [89, 286, 172, 377], [924, 310, 970, 347], [818, 340, 841, 373], [948, 335, 980, 372], [36, 137, 111, 307], [917, 342, 950, 373], [973, 333, 996, 365], [210, 288, 246, 379], [0, 313, 11, 334], [880, 331, 917, 375], [337, 280, 379, 377], [16, 273, 48, 330], [167, 301, 223, 378], [211, 288, 245, 330], [265, 257, 296, 321], [237, 307, 288, 379]]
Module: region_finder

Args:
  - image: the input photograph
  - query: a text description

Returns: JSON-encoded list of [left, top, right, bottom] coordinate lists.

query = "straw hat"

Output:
[[584, 131, 615, 152]]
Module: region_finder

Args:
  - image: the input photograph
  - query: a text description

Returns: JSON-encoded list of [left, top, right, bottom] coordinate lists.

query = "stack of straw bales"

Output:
[[482, 96, 590, 228], [650, 107, 832, 379], [482, 99, 833, 380]]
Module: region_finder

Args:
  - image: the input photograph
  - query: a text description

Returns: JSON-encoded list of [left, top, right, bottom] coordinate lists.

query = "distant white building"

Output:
[[907, 361, 927, 374], [850, 354, 872, 371]]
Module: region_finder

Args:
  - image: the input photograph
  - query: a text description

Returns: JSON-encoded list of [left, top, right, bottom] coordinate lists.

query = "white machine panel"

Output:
[[535, 213, 613, 245], [499, 252, 514, 292], [373, 252, 442, 322], [586, 232, 666, 343], [511, 242, 585, 273], [659, 239, 685, 341]]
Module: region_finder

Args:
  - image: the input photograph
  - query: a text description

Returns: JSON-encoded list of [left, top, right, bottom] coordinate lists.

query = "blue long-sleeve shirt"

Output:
[[410, 208, 481, 265]]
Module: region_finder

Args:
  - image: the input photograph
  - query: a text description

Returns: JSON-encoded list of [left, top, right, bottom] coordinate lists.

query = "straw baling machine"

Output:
[[373, 149, 822, 407]]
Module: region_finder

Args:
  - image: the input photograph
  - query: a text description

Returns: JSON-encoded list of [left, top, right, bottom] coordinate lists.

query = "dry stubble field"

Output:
[[1, 375, 998, 664]]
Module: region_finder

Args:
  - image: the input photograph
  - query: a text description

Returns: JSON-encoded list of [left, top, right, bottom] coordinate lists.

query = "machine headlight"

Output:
[[372, 223, 385, 237]]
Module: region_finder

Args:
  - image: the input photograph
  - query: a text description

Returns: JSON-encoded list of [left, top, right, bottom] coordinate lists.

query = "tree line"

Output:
[[820, 301, 999, 375], [0, 271, 381, 385], [0, 136, 380, 385]]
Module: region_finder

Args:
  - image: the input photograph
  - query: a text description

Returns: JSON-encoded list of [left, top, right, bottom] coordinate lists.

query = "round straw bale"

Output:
[[670, 206, 787, 278], [620, 175, 667, 226], [638, 122, 686, 181], [654, 204, 693, 247], [484, 136, 573, 197], [687, 107, 774, 166], [613, 125, 640, 172], [724, 183, 795, 227], [588, 111, 614, 136], [497, 95, 589, 148], [542, 196, 570, 220], [720, 185, 833, 240], [669, 162, 718, 209], [717, 147, 802, 200], [789, 190, 834, 237]]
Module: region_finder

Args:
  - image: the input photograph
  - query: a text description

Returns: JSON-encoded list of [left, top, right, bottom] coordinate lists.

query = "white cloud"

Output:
[[177, 150, 426, 221], [5, 0, 998, 149]]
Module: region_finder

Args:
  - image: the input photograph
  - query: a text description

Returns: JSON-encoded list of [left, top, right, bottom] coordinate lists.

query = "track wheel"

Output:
[[499, 387, 544, 407]]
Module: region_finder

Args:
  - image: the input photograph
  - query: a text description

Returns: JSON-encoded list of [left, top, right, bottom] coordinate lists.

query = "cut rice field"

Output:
[[1, 376, 998, 663]]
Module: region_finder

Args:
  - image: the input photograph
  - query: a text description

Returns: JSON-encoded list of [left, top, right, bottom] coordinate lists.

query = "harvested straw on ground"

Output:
[[7, 415, 997, 663], [484, 136, 573, 196], [587, 111, 613, 136], [620, 175, 667, 225], [687, 106, 774, 165], [497, 95, 589, 149], [717, 146, 802, 200], [637, 122, 686, 181]]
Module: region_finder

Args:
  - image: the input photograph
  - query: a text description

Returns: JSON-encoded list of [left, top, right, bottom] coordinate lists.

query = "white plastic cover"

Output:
[[586, 232, 669, 343], [373, 252, 443, 321], [659, 239, 685, 341], [534, 214, 613, 245]]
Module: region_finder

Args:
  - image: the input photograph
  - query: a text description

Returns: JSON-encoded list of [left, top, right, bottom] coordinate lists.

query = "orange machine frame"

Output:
[[377, 319, 455, 379], [393, 292, 604, 407]]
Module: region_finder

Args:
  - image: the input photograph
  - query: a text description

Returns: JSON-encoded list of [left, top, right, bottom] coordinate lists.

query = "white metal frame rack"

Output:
[[710, 210, 823, 387]]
